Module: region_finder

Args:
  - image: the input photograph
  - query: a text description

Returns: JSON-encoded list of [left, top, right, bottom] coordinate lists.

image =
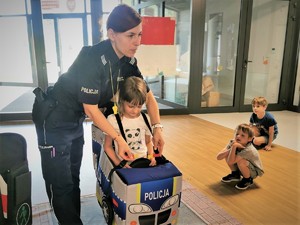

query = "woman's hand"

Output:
[[115, 135, 134, 161], [146, 91, 165, 155], [152, 128, 164, 155]]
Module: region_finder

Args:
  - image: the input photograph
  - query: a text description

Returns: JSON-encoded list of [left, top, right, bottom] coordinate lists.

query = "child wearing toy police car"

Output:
[[104, 76, 157, 168], [217, 123, 264, 190]]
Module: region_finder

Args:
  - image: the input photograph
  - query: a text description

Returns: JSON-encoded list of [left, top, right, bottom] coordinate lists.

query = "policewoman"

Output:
[[32, 4, 164, 225]]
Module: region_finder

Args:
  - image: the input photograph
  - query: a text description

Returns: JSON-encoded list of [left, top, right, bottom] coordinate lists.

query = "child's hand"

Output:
[[124, 163, 131, 168], [232, 141, 246, 150], [149, 157, 157, 166], [264, 145, 272, 151]]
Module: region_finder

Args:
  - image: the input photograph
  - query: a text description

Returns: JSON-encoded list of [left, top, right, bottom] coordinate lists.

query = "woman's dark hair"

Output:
[[107, 4, 142, 32]]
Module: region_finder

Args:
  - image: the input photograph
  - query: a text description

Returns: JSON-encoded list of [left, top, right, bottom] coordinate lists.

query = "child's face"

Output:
[[123, 101, 143, 118], [234, 129, 252, 146], [252, 103, 266, 115]]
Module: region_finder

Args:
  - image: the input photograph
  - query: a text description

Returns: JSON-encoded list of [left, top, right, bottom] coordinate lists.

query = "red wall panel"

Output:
[[141, 17, 175, 45]]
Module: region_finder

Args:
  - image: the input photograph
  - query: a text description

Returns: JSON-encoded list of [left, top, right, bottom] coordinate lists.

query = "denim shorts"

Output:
[[262, 133, 277, 143]]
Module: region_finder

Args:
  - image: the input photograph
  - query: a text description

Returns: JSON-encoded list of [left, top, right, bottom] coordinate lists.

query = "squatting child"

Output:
[[217, 123, 264, 190]]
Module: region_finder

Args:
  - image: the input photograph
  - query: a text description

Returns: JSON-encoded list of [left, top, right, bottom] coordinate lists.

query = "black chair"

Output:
[[0, 133, 32, 225]]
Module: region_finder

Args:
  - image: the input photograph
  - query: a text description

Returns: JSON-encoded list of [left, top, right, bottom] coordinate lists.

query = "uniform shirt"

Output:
[[250, 111, 278, 137], [107, 113, 152, 159], [51, 39, 149, 113]]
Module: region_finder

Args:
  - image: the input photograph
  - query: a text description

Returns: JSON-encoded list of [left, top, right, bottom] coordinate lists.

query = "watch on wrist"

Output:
[[152, 123, 163, 130]]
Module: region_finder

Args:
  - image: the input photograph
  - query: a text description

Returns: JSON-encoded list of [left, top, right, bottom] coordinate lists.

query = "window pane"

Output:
[[136, 1, 191, 107], [43, 19, 59, 83], [0, 17, 32, 83], [0, 0, 26, 15], [103, 0, 120, 12], [0, 0, 34, 114], [165, 2, 190, 107], [59, 19, 84, 72], [44, 18, 84, 83], [244, 0, 289, 104], [203, 0, 241, 107]]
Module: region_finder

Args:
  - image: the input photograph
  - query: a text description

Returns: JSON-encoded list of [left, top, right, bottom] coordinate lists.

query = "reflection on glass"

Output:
[[136, 1, 191, 108], [244, 0, 289, 104], [141, 5, 159, 16], [206, 13, 222, 76], [203, 0, 241, 107]]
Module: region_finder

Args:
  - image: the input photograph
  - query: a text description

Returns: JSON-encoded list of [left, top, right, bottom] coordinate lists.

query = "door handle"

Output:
[[243, 60, 252, 69]]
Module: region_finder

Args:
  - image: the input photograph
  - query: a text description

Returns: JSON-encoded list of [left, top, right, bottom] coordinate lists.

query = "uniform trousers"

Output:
[[35, 105, 85, 225]]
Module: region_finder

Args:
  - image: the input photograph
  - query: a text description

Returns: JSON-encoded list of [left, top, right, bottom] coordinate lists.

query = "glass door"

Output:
[[201, 0, 296, 112], [135, 0, 192, 111], [43, 17, 87, 84], [41, 0, 91, 85], [242, 0, 290, 107], [202, 0, 242, 108]]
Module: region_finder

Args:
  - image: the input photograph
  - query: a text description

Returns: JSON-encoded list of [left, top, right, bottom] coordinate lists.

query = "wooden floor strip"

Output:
[[161, 115, 300, 225]]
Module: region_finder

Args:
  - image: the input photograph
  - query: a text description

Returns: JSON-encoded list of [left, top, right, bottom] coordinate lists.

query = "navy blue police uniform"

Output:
[[33, 39, 149, 225]]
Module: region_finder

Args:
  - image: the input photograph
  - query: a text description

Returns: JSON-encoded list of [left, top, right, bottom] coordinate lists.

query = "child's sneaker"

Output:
[[235, 177, 253, 190], [221, 171, 240, 183]]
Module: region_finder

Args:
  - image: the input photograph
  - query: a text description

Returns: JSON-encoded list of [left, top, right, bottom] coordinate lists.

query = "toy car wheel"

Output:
[[102, 197, 114, 225]]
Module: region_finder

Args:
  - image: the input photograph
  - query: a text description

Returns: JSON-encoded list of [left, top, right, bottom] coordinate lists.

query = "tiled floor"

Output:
[[1, 110, 298, 224], [181, 181, 242, 225]]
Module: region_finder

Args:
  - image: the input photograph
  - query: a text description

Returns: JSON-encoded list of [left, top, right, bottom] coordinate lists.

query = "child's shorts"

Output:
[[262, 133, 277, 144], [248, 162, 258, 179]]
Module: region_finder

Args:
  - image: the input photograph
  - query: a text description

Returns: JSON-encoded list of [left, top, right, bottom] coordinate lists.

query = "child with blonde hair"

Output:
[[250, 96, 278, 151], [104, 76, 156, 168], [217, 123, 264, 190]]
